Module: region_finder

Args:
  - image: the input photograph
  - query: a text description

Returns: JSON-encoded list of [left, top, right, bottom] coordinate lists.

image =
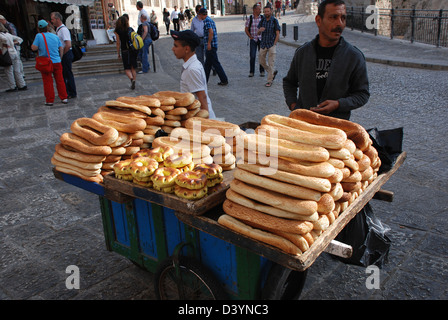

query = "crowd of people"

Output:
[[1, 0, 369, 122]]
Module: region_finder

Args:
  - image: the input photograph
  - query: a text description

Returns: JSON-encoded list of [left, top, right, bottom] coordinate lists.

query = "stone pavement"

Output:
[[0, 11, 447, 301]]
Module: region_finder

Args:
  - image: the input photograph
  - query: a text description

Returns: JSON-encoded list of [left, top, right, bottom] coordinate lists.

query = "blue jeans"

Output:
[[204, 47, 228, 83], [141, 38, 152, 73], [196, 38, 205, 65], [62, 49, 76, 97], [249, 39, 264, 74]]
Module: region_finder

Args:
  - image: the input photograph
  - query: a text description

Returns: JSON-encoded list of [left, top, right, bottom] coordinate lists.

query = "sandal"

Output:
[[265, 82, 272, 87]]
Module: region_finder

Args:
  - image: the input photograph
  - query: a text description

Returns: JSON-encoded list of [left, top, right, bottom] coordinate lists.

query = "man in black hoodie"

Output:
[[283, 0, 369, 120]]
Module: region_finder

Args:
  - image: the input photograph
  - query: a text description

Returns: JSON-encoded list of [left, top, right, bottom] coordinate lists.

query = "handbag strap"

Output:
[[41, 33, 51, 60]]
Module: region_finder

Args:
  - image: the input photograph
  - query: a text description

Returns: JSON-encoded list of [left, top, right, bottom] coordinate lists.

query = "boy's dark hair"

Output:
[[136, 1, 143, 9], [317, 0, 345, 18]]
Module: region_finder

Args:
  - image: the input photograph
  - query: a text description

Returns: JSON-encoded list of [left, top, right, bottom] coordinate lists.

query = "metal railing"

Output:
[[346, 7, 448, 48]]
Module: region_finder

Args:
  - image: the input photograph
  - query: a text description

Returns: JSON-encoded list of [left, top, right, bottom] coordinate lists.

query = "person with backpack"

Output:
[[257, 5, 280, 87], [114, 15, 138, 90], [137, 14, 152, 74], [51, 12, 77, 99], [244, 4, 265, 78]]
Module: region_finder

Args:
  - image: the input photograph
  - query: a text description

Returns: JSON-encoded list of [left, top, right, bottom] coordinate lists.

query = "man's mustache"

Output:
[[331, 27, 343, 33]]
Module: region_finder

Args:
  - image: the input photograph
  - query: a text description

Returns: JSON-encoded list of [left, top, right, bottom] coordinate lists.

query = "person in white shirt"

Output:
[[51, 11, 77, 98], [136, 1, 148, 26], [0, 23, 26, 92], [171, 6, 180, 31], [170, 30, 216, 119]]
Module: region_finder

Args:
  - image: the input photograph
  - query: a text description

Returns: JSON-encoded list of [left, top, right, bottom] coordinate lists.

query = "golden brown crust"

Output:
[[217, 214, 302, 256], [54, 165, 104, 183], [105, 99, 155, 114], [185, 117, 241, 137], [152, 91, 196, 107], [175, 171, 207, 189], [92, 111, 147, 133], [289, 109, 371, 151], [55, 143, 106, 163], [60, 133, 112, 156]]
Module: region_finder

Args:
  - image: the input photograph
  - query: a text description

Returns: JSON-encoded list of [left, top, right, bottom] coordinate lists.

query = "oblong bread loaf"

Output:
[[223, 199, 314, 235], [262, 114, 347, 140], [289, 109, 371, 151], [97, 105, 148, 119], [226, 189, 319, 221], [234, 168, 322, 201], [242, 150, 335, 178], [218, 214, 302, 256], [237, 163, 331, 192], [244, 133, 330, 162], [229, 179, 317, 216], [52, 157, 101, 177], [257, 123, 346, 150]]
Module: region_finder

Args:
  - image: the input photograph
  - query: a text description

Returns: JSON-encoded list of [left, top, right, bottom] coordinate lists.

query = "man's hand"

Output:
[[258, 27, 265, 35], [310, 100, 339, 114], [288, 102, 296, 111]]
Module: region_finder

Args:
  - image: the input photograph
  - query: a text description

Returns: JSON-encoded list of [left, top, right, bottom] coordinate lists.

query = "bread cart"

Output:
[[52, 150, 406, 300]]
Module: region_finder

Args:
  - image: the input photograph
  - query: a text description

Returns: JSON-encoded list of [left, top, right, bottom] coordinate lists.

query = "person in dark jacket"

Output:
[[283, 0, 369, 120], [114, 15, 138, 90]]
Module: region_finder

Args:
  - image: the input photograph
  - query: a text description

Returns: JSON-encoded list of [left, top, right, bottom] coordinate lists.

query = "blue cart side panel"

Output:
[[110, 201, 130, 247], [134, 199, 157, 259], [198, 231, 238, 294], [163, 207, 185, 256]]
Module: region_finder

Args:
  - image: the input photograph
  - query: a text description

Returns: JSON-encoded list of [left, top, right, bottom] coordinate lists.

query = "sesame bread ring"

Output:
[[109, 131, 129, 147], [149, 107, 165, 118], [153, 91, 196, 107], [71, 117, 119, 146], [139, 95, 176, 106], [164, 151, 193, 168], [130, 157, 159, 178], [193, 163, 223, 179], [151, 167, 181, 188], [55, 143, 106, 163], [97, 105, 148, 119], [186, 99, 201, 110], [105, 100, 154, 115], [60, 133, 112, 156], [175, 171, 207, 190], [165, 114, 182, 121], [54, 166, 103, 183], [174, 185, 208, 200], [93, 111, 147, 133]]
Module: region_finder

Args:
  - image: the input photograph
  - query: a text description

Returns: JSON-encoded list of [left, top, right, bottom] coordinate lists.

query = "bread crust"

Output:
[[60, 133, 112, 155], [289, 109, 371, 151], [70, 117, 119, 146], [218, 214, 302, 256], [185, 117, 241, 137]]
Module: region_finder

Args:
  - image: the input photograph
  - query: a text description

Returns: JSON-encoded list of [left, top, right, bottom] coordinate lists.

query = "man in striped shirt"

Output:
[[199, 8, 229, 86], [258, 6, 280, 87], [245, 4, 265, 77]]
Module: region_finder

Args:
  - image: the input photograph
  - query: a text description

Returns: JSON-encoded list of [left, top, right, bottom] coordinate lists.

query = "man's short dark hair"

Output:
[[136, 1, 143, 9], [317, 0, 345, 18], [253, 4, 260, 10]]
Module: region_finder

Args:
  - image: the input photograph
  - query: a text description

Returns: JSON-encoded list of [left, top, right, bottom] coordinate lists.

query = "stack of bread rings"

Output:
[[193, 163, 224, 192], [218, 110, 381, 256]]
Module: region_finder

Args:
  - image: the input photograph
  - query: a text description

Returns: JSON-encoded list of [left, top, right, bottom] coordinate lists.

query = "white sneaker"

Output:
[[62, 99, 68, 104]]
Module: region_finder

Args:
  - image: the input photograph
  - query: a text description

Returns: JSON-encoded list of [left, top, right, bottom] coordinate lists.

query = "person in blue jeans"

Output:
[[198, 8, 228, 85], [138, 14, 152, 74], [244, 4, 265, 77]]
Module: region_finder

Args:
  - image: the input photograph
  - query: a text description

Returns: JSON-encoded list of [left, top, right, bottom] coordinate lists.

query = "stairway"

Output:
[[19, 44, 125, 83]]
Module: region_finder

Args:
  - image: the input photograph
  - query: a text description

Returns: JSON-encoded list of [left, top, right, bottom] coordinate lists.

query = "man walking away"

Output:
[[258, 6, 280, 87], [51, 12, 77, 99], [244, 4, 265, 78], [171, 6, 180, 32], [198, 8, 228, 86]]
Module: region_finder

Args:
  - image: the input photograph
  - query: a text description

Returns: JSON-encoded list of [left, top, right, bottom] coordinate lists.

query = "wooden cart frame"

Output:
[[53, 152, 406, 299]]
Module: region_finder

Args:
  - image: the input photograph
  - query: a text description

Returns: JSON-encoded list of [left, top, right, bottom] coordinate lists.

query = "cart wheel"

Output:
[[154, 256, 227, 300], [261, 263, 308, 300]]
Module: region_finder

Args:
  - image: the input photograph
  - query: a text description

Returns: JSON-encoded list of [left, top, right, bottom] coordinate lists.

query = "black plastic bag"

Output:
[[367, 127, 403, 174], [335, 203, 391, 268]]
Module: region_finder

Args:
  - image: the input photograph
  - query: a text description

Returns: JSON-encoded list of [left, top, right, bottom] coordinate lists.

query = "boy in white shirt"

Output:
[[170, 30, 216, 119]]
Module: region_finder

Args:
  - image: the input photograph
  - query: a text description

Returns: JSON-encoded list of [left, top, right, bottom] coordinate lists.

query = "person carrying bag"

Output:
[[31, 19, 68, 106]]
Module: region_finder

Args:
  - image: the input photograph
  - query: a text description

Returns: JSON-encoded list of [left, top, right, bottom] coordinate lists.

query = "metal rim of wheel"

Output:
[[154, 257, 227, 300]]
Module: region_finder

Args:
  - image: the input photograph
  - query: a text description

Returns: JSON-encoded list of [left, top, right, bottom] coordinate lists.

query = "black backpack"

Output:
[[138, 22, 159, 41]]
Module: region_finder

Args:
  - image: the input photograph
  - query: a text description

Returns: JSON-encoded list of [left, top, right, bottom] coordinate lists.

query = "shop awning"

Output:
[[35, 0, 95, 6]]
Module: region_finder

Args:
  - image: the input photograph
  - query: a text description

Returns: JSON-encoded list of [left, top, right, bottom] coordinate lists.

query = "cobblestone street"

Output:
[[0, 12, 447, 301]]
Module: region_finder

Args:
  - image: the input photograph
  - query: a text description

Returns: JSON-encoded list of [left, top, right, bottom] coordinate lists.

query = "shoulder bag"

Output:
[[35, 33, 53, 73], [0, 50, 13, 67]]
